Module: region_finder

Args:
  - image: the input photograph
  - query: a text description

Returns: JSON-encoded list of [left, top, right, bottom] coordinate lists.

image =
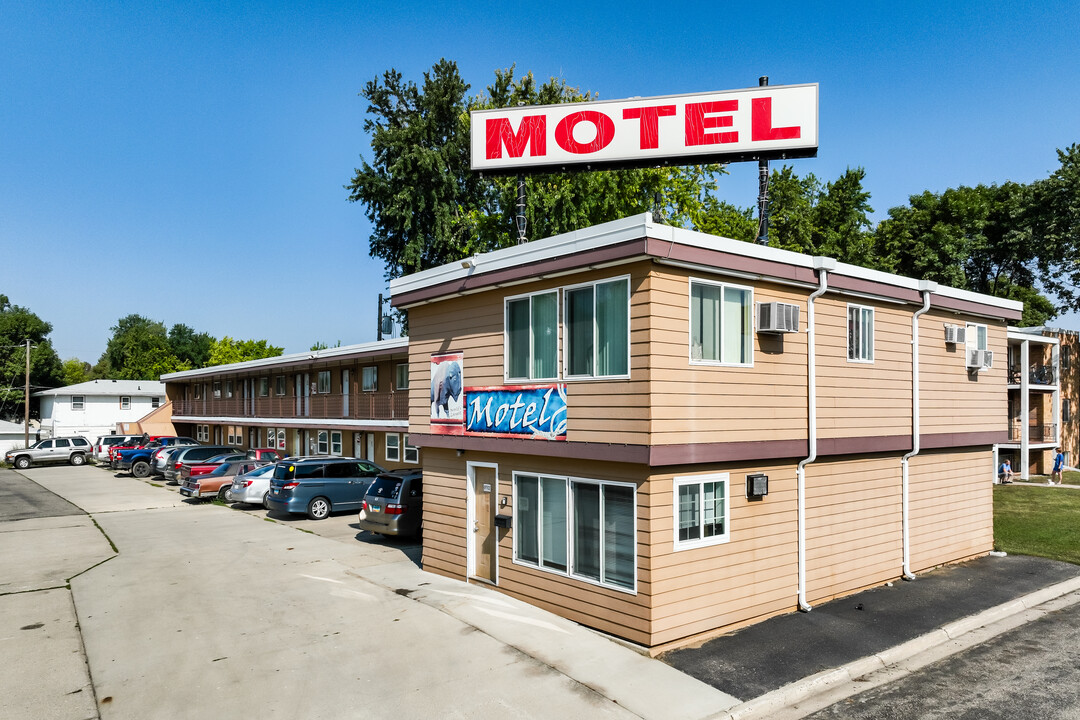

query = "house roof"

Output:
[[33, 379, 166, 398], [0, 419, 26, 435], [160, 337, 409, 381], [389, 213, 1024, 321]]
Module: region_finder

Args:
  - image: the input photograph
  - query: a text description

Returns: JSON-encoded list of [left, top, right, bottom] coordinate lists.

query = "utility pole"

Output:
[[377, 293, 385, 342], [756, 75, 771, 246], [24, 339, 30, 448]]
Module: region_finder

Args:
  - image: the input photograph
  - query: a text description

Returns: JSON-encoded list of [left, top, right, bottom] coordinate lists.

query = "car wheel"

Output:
[[70, 453, 86, 466], [14, 456, 30, 470], [132, 461, 150, 478], [217, 486, 230, 501], [262, 491, 270, 510], [306, 497, 330, 520]]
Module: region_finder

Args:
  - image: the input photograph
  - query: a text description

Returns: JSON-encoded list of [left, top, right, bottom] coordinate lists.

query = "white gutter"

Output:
[[797, 257, 835, 612], [900, 281, 937, 580]]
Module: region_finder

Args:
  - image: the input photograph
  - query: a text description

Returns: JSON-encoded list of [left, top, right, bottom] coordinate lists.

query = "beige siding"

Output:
[[920, 312, 1008, 436], [908, 448, 993, 570], [816, 299, 912, 439], [647, 269, 809, 445], [406, 262, 655, 446]]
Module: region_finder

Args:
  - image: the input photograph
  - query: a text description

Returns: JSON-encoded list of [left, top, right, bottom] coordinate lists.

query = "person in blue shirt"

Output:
[[1050, 447, 1065, 485], [998, 458, 1014, 484]]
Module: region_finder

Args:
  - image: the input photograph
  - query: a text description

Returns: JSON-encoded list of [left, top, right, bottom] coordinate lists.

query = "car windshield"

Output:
[[205, 454, 236, 463], [240, 464, 274, 479], [367, 476, 404, 500]]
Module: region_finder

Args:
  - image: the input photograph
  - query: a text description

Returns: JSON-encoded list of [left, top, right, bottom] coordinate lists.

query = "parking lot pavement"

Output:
[[24, 463, 187, 514]]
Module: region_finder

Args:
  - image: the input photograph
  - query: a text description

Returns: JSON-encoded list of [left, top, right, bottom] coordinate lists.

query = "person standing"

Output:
[[1050, 447, 1065, 485], [999, 458, 1014, 484]]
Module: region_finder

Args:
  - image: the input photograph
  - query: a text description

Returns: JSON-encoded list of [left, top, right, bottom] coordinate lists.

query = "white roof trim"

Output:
[[390, 212, 1023, 314], [172, 416, 408, 429], [161, 338, 409, 381]]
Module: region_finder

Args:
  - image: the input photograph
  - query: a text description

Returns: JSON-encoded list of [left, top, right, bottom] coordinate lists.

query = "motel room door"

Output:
[[467, 462, 498, 584]]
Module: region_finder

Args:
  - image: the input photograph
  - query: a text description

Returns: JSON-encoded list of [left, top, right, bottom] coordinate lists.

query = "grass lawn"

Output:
[[994, 485, 1080, 564]]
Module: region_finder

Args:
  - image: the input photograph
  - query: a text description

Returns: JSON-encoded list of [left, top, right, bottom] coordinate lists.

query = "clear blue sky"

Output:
[[2, 0, 1077, 363]]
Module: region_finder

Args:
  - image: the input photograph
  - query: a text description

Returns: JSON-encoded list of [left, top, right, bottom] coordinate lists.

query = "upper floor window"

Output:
[[689, 278, 752, 365], [565, 276, 630, 379], [194, 384, 202, 400], [120, 396, 131, 410], [151, 397, 161, 409], [966, 323, 988, 352], [362, 366, 378, 391], [847, 305, 875, 362], [225, 380, 234, 398], [317, 371, 331, 394], [213, 381, 222, 399], [395, 363, 409, 390], [259, 377, 269, 397], [506, 290, 558, 381], [71, 395, 85, 411], [275, 376, 286, 396]]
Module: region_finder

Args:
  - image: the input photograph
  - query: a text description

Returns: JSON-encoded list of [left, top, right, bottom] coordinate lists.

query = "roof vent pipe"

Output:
[[797, 256, 836, 612], [900, 280, 937, 580]]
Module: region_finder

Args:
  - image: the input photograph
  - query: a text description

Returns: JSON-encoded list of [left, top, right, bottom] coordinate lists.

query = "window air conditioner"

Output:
[[967, 348, 987, 369], [757, 302, 800, 333], [944, 324, 966, 345]]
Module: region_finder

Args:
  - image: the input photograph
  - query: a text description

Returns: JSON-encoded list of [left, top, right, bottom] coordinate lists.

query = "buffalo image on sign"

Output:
[[463, 384, 568, 440]]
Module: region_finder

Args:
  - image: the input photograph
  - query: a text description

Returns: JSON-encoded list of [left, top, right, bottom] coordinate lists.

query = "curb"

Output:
[[707, 574, 1080, 720]]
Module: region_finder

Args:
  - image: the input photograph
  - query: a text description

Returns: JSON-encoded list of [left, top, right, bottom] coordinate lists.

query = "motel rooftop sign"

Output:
[[470, 83, 818, 174]]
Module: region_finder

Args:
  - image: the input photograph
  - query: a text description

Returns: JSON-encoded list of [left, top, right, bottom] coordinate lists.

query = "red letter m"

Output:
[[485, 116, 546, 159]]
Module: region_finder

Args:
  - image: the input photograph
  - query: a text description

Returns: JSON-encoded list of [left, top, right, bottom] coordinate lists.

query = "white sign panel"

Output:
[[471, 83, 818, 174]]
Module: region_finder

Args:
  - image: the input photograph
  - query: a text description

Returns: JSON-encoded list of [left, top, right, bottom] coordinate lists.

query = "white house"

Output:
[[0, 419, 29, 454], [34, 379, 167, 443]]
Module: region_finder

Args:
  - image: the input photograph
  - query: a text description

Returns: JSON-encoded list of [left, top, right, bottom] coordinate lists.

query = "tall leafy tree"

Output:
[[207, 337, 283, 366], [96, 314, 185, 380], [168, 324, 214, 369], [61, 358, 91, 386], [1030, 144, 1080, 311], [347, 61, 725, 280], [0, 294, 64, 420]]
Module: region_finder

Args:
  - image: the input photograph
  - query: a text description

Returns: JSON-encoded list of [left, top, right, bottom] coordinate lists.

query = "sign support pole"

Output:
[[756, 75, 771, 246], [516, 174, 527, 244]]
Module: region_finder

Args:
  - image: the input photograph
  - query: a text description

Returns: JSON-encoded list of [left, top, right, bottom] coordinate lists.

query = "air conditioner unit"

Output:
[[966, 348, 986, 369], [981, 350, 994, 370], [757, 302, 800, 333], [944, 324, 966, 345]]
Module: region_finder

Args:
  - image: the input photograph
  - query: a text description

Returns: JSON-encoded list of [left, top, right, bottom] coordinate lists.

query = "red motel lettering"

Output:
[[751, 97, 801, 141], [622, 105, 676, 149], [485, 115, 546, 159], [554, 110, 616, 154]]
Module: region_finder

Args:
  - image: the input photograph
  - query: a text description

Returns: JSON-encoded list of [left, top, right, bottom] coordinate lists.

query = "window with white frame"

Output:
[[565, 277, 630, 378], [120, 396, 131, 410], [266, 427, 275, 447], [152, 397, 160, 408], [276, 429, 286, 451], [331, 431, 342, 456], [227, 425, 243, 445], [966, 323, 988, 352], [673, 473, 729, 550], [317, 430, 329, 455], [847, 304, 875, 362], [395, 363, 409, 390], [506, 290, 559, 380], [403, 435, 418, 463], [514, 474, 636, 592], [317, 371, 331, 394], [362, 366, 378, 391], [71, 395, 85, 411], [385, 433, 400, 462], [197, 425, 209, 442], [275, 376, 286, 396], [689, 278, 752, 365]]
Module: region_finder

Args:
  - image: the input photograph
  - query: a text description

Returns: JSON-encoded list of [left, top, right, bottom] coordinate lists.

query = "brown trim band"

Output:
[[409, 430, 1010, 465]]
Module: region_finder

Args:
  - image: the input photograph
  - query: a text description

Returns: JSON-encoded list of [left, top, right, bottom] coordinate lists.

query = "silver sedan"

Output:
[[225, 464, 277, 508]]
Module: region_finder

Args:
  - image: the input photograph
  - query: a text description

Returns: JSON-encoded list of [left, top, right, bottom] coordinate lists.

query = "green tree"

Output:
[[207, 337, 284, 366], [347, 61, 725, 280], [168, 324, 215, 369], [0, 294, 64, 420], [97, 314, 185, 380], [695, 196, 757, 242], [61, 357, 91, 386], [1030, 144, 1080, 311], [310, 340, 342, 351]]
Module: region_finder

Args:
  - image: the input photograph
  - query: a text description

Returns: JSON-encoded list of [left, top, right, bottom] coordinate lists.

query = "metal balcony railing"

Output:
[[173, 391, 409, 421], [1008, 421, 1058, 443], [1008, 364, 1057, 386]]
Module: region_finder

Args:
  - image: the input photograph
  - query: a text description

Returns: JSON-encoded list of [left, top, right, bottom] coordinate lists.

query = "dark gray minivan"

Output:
[[359, 470, 423, 537]]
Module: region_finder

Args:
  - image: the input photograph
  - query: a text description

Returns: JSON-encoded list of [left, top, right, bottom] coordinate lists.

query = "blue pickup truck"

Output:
[[117, 436, 199, 478]]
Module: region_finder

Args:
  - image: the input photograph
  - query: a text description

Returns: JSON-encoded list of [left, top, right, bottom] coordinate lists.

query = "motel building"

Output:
[[162, 339, 419, 470], [392, 212, 1020, 651]]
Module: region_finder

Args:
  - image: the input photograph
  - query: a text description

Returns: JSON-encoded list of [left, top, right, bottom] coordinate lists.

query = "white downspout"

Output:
[[900, 281, 936, 581], [797, 257, 835, 612]]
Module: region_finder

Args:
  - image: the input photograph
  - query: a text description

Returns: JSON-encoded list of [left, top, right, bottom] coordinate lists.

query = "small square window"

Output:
[[151, 397, 160, 409], [674, 473, 730, 550], [362, 366, 378, 392], [385, 433, 400, 462], [120, 396, 131, 410], [71, 395, 85, 411]]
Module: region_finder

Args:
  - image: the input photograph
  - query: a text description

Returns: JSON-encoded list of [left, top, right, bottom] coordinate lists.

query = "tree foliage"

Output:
[[168, 324, 214, 369], [0, 294, 64, 420], [347, 61, 725, 280], [95, 315, 184, 380], [207, 337, 283, 367], [61, 358, 91, 386]]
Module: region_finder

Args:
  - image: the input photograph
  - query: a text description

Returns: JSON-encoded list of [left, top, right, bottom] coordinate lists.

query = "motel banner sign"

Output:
[[471, 83, 818, 174]]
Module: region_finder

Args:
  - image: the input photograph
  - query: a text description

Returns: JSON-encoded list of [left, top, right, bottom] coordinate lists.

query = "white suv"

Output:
[[5, 436, 92, 469]]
